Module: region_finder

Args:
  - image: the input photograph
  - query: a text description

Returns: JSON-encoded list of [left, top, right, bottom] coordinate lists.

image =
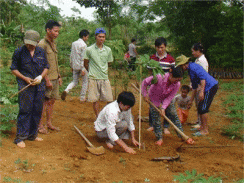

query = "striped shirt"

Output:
[[150, 52, 175, 72]]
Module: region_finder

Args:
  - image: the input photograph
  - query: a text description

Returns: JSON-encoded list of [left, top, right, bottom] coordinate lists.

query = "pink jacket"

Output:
[[141, 73, 180, 109]]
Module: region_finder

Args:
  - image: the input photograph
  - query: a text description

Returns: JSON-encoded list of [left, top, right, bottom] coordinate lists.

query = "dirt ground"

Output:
[[0, 79, 244, 183]]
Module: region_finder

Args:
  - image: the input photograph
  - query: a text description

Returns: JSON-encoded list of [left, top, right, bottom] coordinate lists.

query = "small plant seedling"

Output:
[[144, 178, 150, 182], [119, 157, 126, 168], [14, 158, 22, 164]]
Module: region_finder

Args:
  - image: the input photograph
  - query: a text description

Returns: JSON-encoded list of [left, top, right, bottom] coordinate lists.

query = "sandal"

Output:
[[192, 131, 206, 137], [47, 124, 60, 131], [38, 127, 49, 134]]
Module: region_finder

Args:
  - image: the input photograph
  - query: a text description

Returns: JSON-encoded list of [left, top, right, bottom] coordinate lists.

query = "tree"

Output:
[[76, 0, 122, 39]]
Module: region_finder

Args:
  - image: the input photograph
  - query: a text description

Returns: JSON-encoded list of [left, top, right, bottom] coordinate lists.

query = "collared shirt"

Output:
[[173, 94, 191, 110], [84, 43, 113, 79], [142, 73, 180, 109], [188, 62, 218, 91], [128, 43, 137, 57], [38, 37, 59, 80], [150, 52, 175, 72], [70, 38, 87, 70], [94, 101, 135, 142], [195, 54, 208, 72], [10, 45, 49, 91]]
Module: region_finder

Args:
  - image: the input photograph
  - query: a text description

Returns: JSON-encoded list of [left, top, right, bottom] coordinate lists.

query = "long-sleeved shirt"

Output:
[[70, 38, 87, 70], [10, 45, 49, 91], [142, 73, 180, 110], [188, 62, 218, 91], [94, 101, 135, 142]]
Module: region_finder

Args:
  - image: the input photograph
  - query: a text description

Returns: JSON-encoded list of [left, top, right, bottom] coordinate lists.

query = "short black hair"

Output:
[[170, 66, 184, 78], [192, 43, 204, 53], [181, 85, 190, 93], [117, 91, 135, 107], [45, 20, 61, 31], [79, 29, 90, 38], [131, 38, 136, 42], [155, 37, 167, 47]]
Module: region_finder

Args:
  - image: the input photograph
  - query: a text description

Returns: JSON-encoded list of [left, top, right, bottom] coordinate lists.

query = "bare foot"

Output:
[[106, 142, 114, 149], [155, 139, 163, 146], [35, 137, 43, 141], [164, 128, 171, 135], [147, 127, 154, 131], [17, 141, 26, 148], [38, 126, 49, 134], [47, 124, 60, 131]]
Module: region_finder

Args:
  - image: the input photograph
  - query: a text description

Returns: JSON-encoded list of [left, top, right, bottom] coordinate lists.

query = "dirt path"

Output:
[[0, 81, 244, 183]]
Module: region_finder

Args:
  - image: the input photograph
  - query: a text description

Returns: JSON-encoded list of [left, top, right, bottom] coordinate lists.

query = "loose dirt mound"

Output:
[[0, 81, 244, 183]]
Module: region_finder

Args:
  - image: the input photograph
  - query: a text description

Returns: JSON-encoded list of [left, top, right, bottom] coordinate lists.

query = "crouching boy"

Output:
[[94, 91, 140, 154]]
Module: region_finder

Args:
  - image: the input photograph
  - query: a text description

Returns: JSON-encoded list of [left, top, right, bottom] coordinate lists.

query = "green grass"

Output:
[[220, 80, 244, 141], [173, 169, 222, 183], [3, 177, 32, 183]]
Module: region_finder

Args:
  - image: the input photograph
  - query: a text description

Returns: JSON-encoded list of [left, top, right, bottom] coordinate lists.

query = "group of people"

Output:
[[11, 20, 218, 154]]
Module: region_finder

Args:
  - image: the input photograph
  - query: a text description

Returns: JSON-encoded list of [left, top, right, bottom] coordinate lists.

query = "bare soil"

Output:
[[0, 79, 244, 183]]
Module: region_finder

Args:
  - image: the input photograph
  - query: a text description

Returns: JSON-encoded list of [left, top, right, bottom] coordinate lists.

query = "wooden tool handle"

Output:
[[131, 83, 190, 141], [74, 125, 94, 147], [10, 83, 33, 99]]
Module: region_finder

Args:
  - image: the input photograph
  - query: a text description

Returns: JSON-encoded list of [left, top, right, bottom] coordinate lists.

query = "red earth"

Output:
[[0, 79, 244, 183]]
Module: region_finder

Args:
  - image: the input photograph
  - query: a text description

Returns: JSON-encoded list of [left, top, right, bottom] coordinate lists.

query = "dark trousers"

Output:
[[14, 88, 45, 144]]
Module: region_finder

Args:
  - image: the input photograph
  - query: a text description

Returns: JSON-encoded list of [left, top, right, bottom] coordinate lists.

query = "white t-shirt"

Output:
[[128, 43, 137, 57], [195, 54, 208, 72], [173, 94, 191, 110]]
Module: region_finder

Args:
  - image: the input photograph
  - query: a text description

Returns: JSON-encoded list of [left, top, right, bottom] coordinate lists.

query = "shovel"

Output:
[[74, 125, 105, 155]]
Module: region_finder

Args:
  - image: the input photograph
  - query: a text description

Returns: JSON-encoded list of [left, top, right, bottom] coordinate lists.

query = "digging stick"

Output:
[[131, 83, 193, 142], [138, 65, 142, 150], [10, 83, 33, 99]]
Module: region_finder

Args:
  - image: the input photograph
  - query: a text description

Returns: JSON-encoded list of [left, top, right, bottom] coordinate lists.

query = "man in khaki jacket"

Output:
[[38, 20, 62, 134]]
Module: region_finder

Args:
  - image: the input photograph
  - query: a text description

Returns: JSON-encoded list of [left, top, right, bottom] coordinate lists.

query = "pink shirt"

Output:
[[142, 73, 180, 109]]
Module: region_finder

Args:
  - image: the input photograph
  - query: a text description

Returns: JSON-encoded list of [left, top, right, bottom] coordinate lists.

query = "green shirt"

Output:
[[84, 43, 113, 79]]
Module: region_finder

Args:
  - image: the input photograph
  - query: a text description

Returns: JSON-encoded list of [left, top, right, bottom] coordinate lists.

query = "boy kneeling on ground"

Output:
[[94, 91, 140, 154]]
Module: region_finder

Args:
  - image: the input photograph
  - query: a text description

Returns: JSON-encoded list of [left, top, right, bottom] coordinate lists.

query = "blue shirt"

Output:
[[188, 62, 218, 92], [10, 45, 49, 91]]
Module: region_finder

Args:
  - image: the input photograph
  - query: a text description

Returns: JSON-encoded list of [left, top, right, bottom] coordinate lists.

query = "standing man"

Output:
[[84, 28, 114, 118], [38, 20, 62, 134], [61, 29, 90, 102], [128, 38, 138, 71], [10, 30, 49, 148]]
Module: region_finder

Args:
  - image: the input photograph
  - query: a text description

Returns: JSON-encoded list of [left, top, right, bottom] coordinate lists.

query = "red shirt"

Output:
[[150, 53, 175, 72]]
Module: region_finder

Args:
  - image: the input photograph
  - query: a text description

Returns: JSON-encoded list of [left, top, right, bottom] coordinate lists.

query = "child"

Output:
[[142, 66, 194, 145], [94, 91, 140, 154], [173, 85, 191, 124]]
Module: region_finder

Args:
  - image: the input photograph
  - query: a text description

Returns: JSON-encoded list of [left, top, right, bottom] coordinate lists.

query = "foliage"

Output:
[[137, 44, 155, 56], [105, 39, 126, 60], [173, 169, 222, 183], [0, 105, 18, 137], [220, 81, 244, 141], [3, 177, 31, 183], [147, 0, 244, 69]]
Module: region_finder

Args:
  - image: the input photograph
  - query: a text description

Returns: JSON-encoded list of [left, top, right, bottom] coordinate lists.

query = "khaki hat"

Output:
[[176, 55, 191, 66], [24, 30, 40, 46]]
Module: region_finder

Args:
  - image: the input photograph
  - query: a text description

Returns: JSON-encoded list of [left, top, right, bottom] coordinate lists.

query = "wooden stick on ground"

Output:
[[10, 83, 33, 99]]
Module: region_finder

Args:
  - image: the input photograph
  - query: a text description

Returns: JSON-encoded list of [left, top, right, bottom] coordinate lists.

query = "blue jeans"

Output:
[[149, 101, 183, 140]]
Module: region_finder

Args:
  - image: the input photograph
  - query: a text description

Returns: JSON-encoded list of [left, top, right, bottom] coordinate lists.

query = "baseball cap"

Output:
[[95, 28, 106, 35], [24, 30, 40, 46], [176, 55, 191, 66]]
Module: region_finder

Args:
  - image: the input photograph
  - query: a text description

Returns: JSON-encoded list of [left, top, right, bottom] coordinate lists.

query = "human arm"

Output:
[[11, 70, 34, 85], [198, 80, 206, 101], [32, 68, 49, 85], [141, 75, 154, 102]]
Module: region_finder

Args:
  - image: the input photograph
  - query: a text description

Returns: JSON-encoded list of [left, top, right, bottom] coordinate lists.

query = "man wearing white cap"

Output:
[[10, 30, 49, 148]]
